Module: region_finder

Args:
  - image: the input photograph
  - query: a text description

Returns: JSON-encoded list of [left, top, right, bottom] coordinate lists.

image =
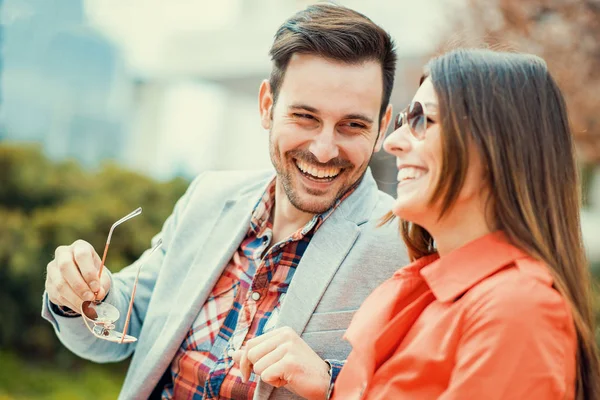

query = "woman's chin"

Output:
[[392, 199, 431, 226]]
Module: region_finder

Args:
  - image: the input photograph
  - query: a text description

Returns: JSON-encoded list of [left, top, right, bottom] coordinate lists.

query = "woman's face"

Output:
[[384, 78, 488, 230]]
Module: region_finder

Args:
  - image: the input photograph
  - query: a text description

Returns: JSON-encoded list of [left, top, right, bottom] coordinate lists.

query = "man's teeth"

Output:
[[296, 160, 341, 178], [397, 166, 426, 182]]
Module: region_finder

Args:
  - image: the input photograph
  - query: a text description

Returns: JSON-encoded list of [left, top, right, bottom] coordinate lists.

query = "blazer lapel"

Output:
[[276, 213, 360, 333], [159, 195, 257, 344], [253, 169, 378, 400], [126, 191, 259, 398], [254, 212, 360, 400]]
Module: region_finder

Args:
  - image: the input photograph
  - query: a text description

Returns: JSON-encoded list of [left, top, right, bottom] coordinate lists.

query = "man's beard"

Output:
[[268, 133, 366, 215]]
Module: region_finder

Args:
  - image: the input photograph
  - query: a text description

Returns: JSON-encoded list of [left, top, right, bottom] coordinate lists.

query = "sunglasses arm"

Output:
[[120, 238, 163, 344]]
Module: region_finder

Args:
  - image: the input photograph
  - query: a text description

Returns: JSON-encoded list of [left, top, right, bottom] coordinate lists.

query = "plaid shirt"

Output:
[[162, 179, 349, 400]]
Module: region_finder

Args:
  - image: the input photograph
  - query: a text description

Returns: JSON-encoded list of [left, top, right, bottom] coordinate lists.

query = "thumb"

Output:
[[91, 247, 111, 301], [232, 350, 243, 364], [97, 264, 111, 301]]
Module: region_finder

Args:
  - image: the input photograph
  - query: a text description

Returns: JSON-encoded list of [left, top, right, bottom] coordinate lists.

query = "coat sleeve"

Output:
[[41, 173, 206, 363]]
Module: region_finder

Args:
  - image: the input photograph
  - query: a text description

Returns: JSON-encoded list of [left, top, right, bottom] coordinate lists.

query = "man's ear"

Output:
[[374, 104, 393, 152], [259, 80, 274, 130]]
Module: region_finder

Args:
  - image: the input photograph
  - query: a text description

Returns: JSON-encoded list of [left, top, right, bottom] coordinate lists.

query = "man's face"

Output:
[[259, 54, 392, 214]]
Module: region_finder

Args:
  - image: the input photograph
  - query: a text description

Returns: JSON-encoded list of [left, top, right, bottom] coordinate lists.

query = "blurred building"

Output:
[[0, 0, 449, 181], [1, 0, 131, 168], [82, 0, 446, 182]]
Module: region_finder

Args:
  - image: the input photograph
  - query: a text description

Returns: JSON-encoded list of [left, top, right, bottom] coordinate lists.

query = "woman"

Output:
[[331, 49, 600, 400]]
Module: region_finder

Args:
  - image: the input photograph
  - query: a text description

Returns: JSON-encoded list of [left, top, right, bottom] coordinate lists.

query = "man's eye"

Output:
[[346, 122, 366, 129], [294, 113, 315, 120]]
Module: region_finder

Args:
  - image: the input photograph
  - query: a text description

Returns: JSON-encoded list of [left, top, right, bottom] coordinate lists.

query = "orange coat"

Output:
[[332, 232, 576, 400]]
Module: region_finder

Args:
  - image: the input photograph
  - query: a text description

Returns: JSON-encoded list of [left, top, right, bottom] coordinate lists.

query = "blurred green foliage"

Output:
[[0, 143, 189, 397], [0, 351, 124, 400]]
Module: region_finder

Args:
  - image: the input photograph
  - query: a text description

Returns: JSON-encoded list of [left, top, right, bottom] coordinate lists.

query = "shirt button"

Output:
[[227, 348, 235, 357], [251, 291, 261, 301]]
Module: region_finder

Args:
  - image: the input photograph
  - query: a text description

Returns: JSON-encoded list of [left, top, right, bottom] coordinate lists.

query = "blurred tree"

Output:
[[447, 0, 600, 206], [0, 143, 189, 364], [456, 0, 600, 164]]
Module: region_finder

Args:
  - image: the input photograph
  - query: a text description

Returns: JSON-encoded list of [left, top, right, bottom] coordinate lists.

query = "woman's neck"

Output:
[[427, 202, 494, 257]]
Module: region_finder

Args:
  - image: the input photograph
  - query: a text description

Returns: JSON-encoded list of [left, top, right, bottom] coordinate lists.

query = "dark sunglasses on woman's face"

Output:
[[394, 101, 436, 140]]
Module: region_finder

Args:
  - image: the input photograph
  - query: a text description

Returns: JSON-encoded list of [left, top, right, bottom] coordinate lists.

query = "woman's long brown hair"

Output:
[[383, 49, 600, 399]]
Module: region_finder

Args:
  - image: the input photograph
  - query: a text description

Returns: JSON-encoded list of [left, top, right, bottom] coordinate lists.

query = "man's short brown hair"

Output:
[[269, 3, 397, 119]]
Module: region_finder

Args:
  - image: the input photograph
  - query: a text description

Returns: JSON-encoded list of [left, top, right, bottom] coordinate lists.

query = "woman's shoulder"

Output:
[[461, 257, 573, 330]]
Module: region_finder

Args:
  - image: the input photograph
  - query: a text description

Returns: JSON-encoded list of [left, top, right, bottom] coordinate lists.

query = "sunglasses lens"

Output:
[[394, 112, 404, 131], [81, 301, 138, 343], [82, 301, 120, 323], [407, 102, 426, 139]]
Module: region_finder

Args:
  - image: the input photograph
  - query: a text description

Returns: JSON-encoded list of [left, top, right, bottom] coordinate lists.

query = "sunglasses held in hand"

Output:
[[80, 207, 163, 344]]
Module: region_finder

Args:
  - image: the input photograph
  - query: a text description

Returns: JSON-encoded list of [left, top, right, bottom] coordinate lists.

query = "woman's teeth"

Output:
[[397, 166, 426, 183]]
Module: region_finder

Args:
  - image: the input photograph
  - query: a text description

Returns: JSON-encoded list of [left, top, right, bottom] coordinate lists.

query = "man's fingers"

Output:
[[252, 345, 287, 376], [240, 349, 253, 383], [232, 350, 242, 364], [231, 349, 251, 381], [54, 245, 93, 301], [247, 337, 281, 366], [62, 258, 95, 302], [233, 328, 301, 385], [260, 360, 289, 388], [46, 267, 84, 312], [71, 240, 101, 293], [45, 269, 62, 306], [232, 349, 254, 383], [58, 294, 81, 313], [91, 246, 103, 269], [243, 327, 285, 348]]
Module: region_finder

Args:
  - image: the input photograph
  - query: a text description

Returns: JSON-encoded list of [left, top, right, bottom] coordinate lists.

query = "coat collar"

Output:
[[233, 167, 380, 228], [420, 231, 530, 302]]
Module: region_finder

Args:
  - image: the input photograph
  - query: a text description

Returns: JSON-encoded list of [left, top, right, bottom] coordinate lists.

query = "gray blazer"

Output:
[[42, 169, 408, 400]]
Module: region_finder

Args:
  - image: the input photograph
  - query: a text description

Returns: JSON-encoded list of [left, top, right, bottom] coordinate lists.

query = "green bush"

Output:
[[0, 351, 125, 400], [0, 143, 188, 390]]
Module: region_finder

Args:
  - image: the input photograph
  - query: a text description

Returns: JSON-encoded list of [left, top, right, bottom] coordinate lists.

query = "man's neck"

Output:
[[271, 179, 315, 244]]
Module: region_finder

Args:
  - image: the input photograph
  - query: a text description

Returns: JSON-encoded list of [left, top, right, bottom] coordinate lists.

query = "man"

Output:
[[42, 3, 407, 399]]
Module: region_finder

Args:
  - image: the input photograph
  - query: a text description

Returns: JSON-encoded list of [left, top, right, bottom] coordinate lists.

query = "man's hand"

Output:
[[45, 240, 111, 313], [233, 327, 330, 400]]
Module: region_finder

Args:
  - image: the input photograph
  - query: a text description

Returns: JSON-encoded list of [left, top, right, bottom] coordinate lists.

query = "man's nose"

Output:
[[308, 128, 339, 163]]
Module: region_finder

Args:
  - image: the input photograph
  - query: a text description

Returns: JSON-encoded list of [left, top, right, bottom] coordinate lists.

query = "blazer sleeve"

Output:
[[41, 173, 206, 363], [438, 280, 576, 400]]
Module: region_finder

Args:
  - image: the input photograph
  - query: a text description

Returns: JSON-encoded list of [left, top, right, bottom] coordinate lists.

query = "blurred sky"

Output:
[[80, 0, 463, 180], [0, 0, 465, 181], [83, 0, 456, 77]]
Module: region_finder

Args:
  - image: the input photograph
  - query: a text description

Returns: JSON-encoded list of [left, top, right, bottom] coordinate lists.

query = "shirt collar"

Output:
[[420, 231, 529, 303], [249, 178, 276, 235], [249, 177, 357, 239]]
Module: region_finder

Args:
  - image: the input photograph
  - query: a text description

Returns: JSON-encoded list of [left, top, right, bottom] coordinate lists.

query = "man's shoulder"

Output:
[[372, 189, 395, 212], [188, 169, 275, 198]]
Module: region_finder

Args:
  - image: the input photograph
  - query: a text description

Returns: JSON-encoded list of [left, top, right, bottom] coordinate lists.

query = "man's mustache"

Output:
[[287, 149, 353, 169]]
